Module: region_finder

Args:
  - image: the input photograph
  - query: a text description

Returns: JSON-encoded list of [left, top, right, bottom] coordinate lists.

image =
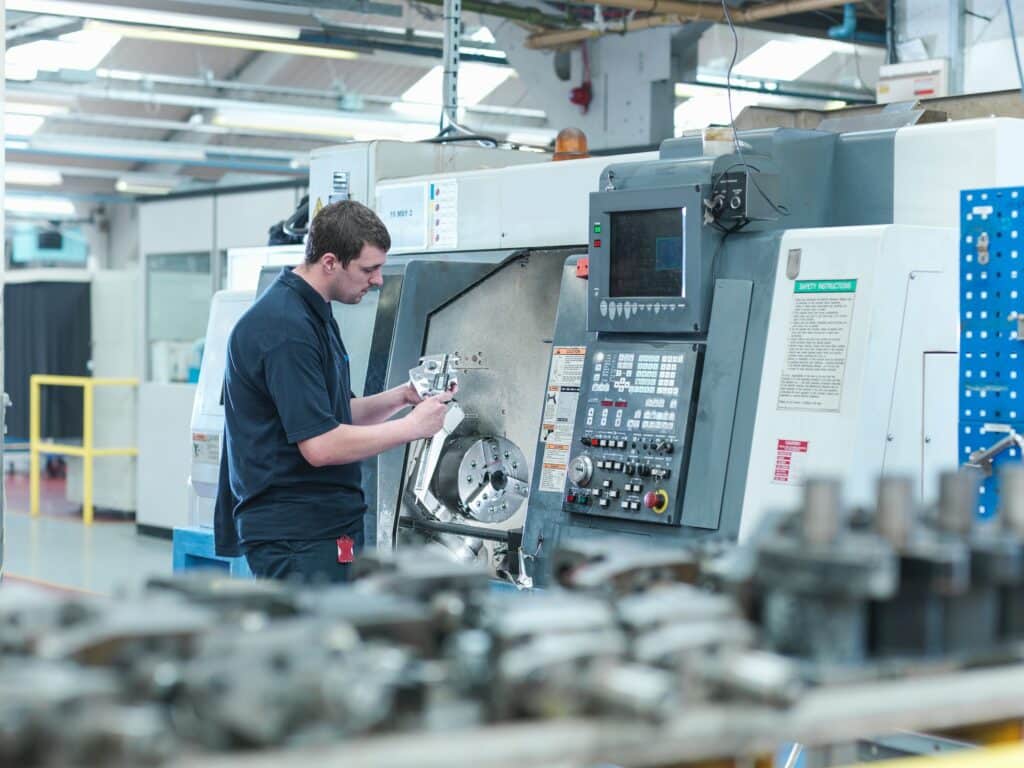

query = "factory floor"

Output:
[[2, 473, 171, 595]]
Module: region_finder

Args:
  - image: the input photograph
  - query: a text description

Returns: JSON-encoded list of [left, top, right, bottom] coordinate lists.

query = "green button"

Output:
[[593, 223, 602, 234]]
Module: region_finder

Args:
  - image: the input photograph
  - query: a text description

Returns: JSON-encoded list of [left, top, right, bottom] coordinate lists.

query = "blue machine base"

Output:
[[172, 526, 252, 578]]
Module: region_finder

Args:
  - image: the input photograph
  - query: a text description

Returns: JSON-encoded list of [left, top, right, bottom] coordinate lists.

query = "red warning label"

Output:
[[773, 439, 809, 484]]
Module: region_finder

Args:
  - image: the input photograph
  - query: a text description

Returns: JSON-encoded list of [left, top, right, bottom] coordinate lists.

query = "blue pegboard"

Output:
[[960, 187, 1024, 519]]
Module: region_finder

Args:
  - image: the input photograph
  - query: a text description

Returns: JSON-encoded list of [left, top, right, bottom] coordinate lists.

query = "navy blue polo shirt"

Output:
[[214, 267, 365, 557]]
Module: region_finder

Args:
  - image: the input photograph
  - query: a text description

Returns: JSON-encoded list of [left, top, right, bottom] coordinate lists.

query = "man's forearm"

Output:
[[300, 418, 417, 467], [350, 385, 412, 425]]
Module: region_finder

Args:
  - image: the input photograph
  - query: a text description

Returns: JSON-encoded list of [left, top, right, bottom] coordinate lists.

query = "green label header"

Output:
[[794, 279, 858, 294]]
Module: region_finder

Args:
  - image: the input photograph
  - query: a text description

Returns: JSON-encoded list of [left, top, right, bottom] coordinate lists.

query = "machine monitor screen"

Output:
[[608, 208, 685, 298]]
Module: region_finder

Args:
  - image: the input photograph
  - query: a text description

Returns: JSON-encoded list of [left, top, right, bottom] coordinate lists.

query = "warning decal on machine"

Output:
[[192, 432, 220, 465], [777, 279, 857, 412], [773, 439, 809, 485], [538, 346, 586, 493]]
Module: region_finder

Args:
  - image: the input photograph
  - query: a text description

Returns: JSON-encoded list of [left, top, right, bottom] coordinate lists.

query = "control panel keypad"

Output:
[[562, 342, 698, 525]]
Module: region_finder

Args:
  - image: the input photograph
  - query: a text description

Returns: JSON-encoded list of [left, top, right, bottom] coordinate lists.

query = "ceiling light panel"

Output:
[[6, 101, 70, 116], [5, 196, 77, 217], [6, 114, 46, 137], [6, 0, 299, 39], [5, 27, 121, 81], [733, 39, 847, 82], [92, 22, 357, 60], [5, 166, 63, 186]]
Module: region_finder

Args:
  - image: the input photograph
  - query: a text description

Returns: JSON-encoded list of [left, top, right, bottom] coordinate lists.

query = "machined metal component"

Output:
[[434, 436, 529, 524], [409, 354, 460, 399], [937, 469, 980, 535], [875, 476, 914, 549], [802, 478, 842, 547], [552, 539, 701, 595]]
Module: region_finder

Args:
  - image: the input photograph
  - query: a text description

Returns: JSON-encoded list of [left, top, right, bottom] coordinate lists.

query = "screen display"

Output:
[[608, 208, 685, 298]]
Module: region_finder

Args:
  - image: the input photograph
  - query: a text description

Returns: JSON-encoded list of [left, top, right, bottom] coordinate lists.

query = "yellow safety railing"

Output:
[[29, 375, 139, 525]]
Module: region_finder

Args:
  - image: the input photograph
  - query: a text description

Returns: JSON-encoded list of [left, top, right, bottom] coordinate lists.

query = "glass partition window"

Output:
[[146, 252, 212, 383]]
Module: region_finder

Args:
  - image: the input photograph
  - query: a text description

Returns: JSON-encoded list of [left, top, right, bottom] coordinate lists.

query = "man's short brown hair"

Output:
[[305, 200, 391, 267]]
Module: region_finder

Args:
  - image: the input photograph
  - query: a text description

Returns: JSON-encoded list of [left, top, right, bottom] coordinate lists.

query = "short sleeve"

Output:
[[263, 340, 340, 443]]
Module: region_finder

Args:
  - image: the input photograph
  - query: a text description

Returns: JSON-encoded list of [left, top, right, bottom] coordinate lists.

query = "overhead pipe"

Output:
[[526, 0, 864, 49], [827, 3, 885, 44]]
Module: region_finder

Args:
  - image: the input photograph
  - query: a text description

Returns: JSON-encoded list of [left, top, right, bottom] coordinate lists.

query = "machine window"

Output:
[[608, 208, 685, 298]]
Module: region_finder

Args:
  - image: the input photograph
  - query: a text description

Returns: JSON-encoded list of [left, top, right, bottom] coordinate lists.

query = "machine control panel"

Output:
[[562, 341, 698, 525]]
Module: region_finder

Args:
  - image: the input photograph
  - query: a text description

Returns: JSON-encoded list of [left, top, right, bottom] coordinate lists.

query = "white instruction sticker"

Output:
[[777, 279, 857, 412], [538, 346, 586, 493], [772, 439, 809, 485], [428, 179, 458, 249], [192, 431, 221, 465], [377, 183, 428, 251]]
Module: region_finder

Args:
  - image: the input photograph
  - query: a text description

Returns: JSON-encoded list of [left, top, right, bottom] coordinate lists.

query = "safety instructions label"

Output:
[[772, 439, 809, 485], [192, 432, 220, 465], [777, 279, 857, 412], [538, 346, 586, 493]]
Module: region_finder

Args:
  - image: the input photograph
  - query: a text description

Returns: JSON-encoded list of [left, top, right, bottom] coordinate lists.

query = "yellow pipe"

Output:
[[82, 381, 95, 525], [35, 443, 88, 457], [91, 448, 139, 457], [29, 376, 41, 517], [29, 375, 138, 388]]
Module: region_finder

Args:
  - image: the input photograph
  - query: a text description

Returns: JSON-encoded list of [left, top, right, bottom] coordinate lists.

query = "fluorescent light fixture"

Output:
[[5, 196, 77, 217], [7, 1, 299, 39], [733, 39, 848, 82], [6, 114, 46, 136], [6, 101, 69, 116], [394, 63, 512, 119], [92, 22, 358, 61], [5, 27, 121, 81], [7, 140, 31, 150], [115, 178, 176, 195], [6, 166, 63, 186], [213, 109, 437, 142]]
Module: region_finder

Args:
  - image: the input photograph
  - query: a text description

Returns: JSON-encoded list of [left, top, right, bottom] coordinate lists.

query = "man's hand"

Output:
[[401, 379, 458, 406], [404, 391, 455, 439]]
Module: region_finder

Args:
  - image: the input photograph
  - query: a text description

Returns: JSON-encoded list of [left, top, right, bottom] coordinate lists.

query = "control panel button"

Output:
[[608, 490, 620, 499], [643, 490, 670, 514], [568, 455, 594, 487], [616, 440, 627, 449], [599, 439, 609, 447], [566, 493, 577, 504], [620, 501, 630, 510], [651, 468, 671, 480], [599, 499, 610, 508], [625, 463, 636, 475], [601, 479, 613, 489], [629, 501, 641, 511], [612, 461, 623, 471], [580, 436, 593, 447]]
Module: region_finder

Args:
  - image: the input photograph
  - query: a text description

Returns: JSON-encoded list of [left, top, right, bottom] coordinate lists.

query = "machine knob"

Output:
[[643, 490, 669, 514], [568, 455, 595, 487]]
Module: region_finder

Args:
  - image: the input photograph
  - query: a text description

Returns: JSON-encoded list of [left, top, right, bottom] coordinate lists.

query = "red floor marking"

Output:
[[4, 474, 133, 524], [1, 573, 103, 597]]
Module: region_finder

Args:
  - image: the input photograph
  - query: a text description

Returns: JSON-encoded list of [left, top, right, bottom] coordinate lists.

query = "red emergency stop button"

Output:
[[643, 490, 669, 514], [566, 493, 577, 504]]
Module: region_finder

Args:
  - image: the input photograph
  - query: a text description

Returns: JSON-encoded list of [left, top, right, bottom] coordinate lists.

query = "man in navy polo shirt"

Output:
[[214, 200, 453, 582]]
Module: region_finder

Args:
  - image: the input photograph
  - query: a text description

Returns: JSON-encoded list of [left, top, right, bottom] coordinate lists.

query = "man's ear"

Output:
[[321, 252, 339, 272]]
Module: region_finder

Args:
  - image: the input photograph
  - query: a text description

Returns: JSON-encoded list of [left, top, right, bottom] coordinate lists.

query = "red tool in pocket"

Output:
[[336, 535, 355, 564]]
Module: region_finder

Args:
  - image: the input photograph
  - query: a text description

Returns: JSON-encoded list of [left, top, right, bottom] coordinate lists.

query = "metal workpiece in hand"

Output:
[[409, 353, 460, 399]]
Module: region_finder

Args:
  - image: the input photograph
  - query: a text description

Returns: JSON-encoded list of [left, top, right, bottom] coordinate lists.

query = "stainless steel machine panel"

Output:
[[398, 249, 571, 557]]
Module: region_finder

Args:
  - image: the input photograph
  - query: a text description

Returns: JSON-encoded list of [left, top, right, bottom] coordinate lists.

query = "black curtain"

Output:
[[3, 282, 91, 442]]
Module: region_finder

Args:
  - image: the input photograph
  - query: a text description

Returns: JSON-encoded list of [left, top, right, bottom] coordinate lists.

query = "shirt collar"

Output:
[[278, 267, 332, 324]]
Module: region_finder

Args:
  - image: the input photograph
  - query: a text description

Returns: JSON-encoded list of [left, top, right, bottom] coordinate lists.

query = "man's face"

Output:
[[328, 243, 386, 304]]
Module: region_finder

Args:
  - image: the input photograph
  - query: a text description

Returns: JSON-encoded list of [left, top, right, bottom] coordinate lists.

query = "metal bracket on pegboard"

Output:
[[959, 186, 1024, 518]]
